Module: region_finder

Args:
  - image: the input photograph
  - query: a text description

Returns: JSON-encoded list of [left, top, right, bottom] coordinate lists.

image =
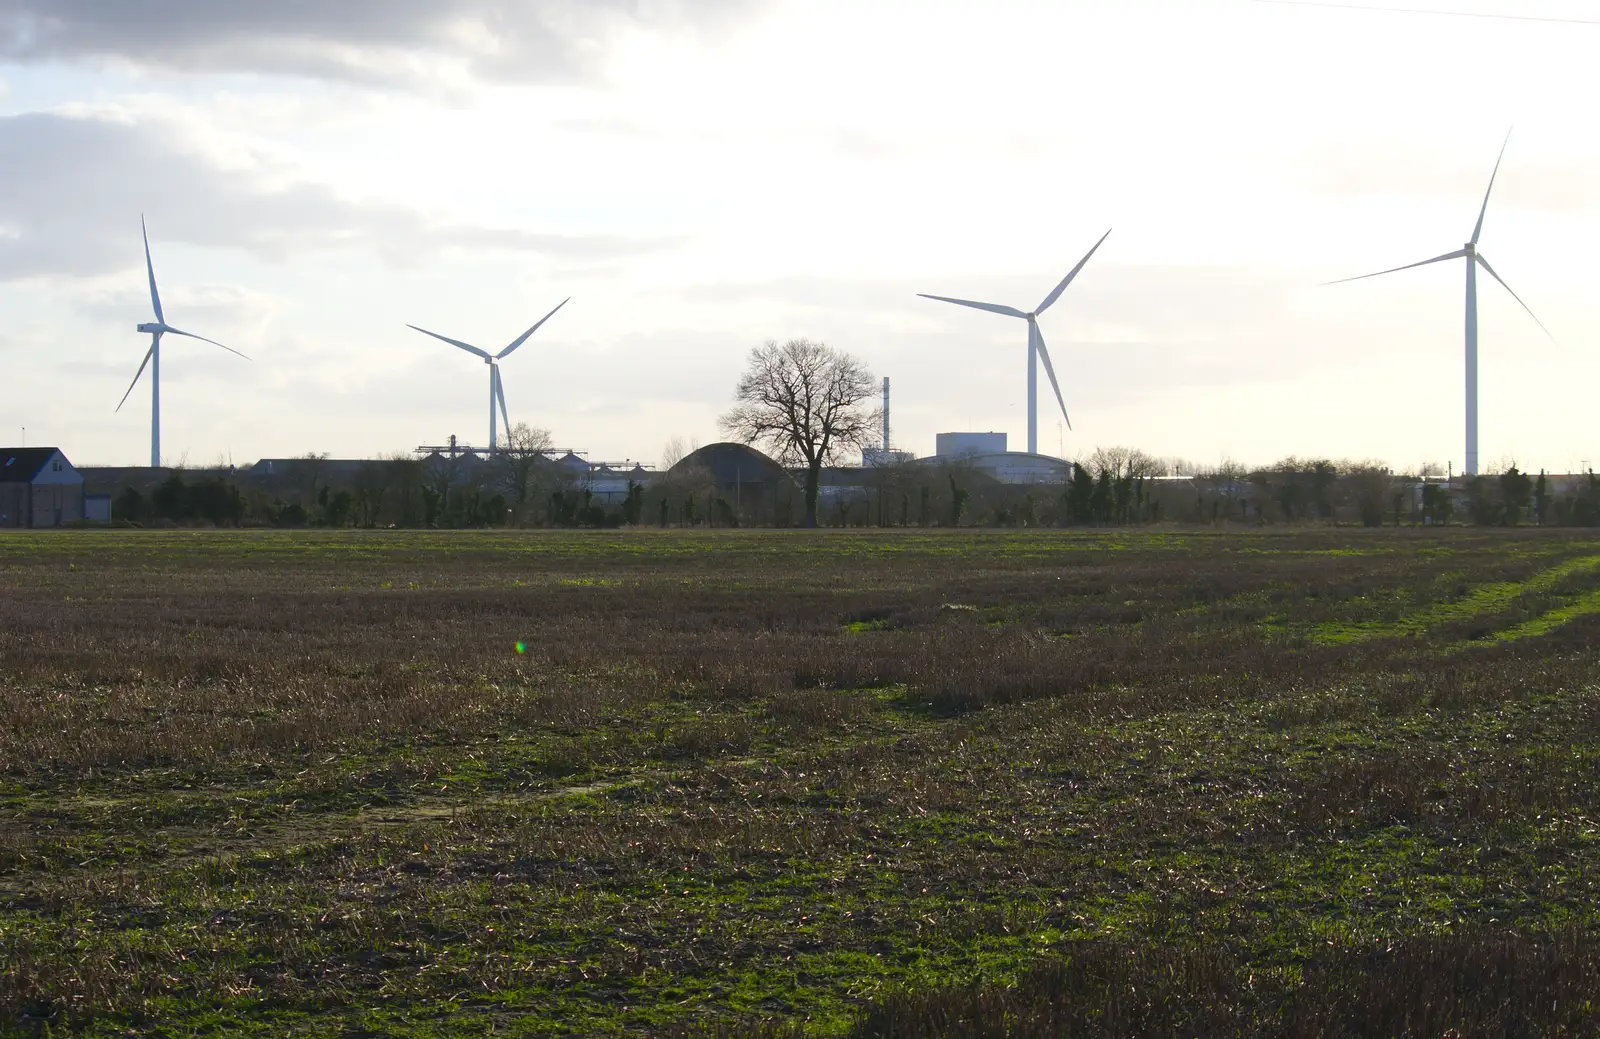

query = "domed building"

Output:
[[665, 443, 800, 524]]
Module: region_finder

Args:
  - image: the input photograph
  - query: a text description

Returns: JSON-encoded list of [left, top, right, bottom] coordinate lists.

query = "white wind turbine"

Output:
[[919, 230, 1112, 456], [117, 217, 249, 468], [1329, 131, 1554, 477], [408, 298, 569, 454]]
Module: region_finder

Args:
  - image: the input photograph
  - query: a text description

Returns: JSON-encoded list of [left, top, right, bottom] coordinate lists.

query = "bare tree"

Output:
[[720, 339, 878, 528], [1084, 445, 1164, 479], [351, 461, 393, 528], [384, 453, 425, 526], [292, 452, 331, 510], [1486, 454, 1519, 476], [1164, 456, 1204, 478], [660, 436, 701, 471], [1213, 457, 1248, 486], [1342, 460, 1393, 528], [493, 422, 555, 525], [1199, 457, 1250, 520]]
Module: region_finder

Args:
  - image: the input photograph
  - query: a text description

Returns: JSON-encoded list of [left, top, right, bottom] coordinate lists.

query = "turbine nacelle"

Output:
[[406, 296, 570, 453], [119, 218, 245, 467], [918, 229, 1112, 453], [1329, 130, 1554, 478]]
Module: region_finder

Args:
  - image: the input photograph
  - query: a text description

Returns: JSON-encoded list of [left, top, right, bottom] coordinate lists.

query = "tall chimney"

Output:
[[882, 377, 890, 452]]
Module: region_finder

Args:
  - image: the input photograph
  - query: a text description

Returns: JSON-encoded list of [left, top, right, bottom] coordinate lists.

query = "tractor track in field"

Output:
[[0, 771, 661, 899]]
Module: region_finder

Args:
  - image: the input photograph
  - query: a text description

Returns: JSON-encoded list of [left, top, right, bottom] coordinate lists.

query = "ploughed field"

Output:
[[3, 529, 1600, 1037]]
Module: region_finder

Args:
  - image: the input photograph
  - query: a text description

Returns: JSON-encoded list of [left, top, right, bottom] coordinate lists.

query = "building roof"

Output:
[[909, 451, 1068, 486], [0, 448, 61, 483], [672, 442, 795, 489], [248, 458, 374, 479]]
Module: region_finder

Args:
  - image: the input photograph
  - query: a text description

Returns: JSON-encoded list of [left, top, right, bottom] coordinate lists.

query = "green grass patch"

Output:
[[1493, 586, 1600, 642], [1302, 553, 1600, 643]]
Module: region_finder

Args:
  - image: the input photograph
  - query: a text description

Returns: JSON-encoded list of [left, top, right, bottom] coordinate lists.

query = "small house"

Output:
[[0, 448, 86, 528]]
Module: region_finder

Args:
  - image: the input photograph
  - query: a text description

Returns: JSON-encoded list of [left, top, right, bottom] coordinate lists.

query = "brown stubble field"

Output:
[[2, 528, 1600, 1037]]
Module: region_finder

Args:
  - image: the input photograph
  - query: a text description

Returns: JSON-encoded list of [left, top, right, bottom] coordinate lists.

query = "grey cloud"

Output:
[[0, 1, 759, 84], [70, 283, 282, 334], [0, 111, 674, 281]]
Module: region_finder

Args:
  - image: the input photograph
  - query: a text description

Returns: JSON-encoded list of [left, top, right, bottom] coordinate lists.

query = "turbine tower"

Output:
[[408, 298, 569, 454], [117, 217, 249, 468], [1329, 131, 1554, 476], [919, 230, 1111, 456]]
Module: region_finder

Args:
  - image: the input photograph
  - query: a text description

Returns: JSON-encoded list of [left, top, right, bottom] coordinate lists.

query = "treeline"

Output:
[[839, 452, 1600, 529], [108, 453, 643, 530], [1461, 469, 1600, 526], [103, 448, 1600, 530], [114, 475, 245, 526], [1204, 458, 1600, 529]]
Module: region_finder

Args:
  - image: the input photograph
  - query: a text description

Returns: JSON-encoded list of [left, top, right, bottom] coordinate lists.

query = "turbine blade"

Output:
[[142, 215, 165, 324], [1324, 249, 1468, 285], [916, 294, 1026, 319], [1476, 254, 1557, 343], [408, 324, 492, 360], [495, 366, 511, 434], [1472, 128, 1513, 246], [163, 327, 250, 360], [1035, 229, 1113, 315], [498, 296, 570, 359], [1032, 323, 1072, 433], [116, 341, 156, 412]]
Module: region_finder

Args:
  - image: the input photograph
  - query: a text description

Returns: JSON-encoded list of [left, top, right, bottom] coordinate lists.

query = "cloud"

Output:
[[72, 282, 284, 334], [0, 0, 760, 85], [1299, 138, 1600, 214], [0, 110, 674, 281], [664, 264, 1413, 413], [677, 265, 1307, 342]]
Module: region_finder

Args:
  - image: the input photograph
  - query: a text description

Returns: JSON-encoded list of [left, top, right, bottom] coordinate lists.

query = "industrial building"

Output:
[[0, 447, 90, 528], [923, 432, 1072, 485]]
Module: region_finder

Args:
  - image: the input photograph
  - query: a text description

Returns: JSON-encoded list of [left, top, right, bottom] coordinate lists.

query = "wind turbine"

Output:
[[1329, 131, 1554, 477], [117, 217, 249, 468], [919, 230, 1112, 456], [408, 298, 569, 454]]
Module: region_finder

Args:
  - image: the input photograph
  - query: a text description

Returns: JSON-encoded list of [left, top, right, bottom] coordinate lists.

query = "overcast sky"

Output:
[[1, 0, 1596, 472]]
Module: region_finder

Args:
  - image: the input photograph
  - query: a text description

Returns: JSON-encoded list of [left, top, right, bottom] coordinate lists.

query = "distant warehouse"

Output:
[[0, 447, 101, 528]]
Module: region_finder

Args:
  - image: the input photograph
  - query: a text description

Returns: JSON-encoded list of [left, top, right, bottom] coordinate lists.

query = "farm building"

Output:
[[0, 447, 86, 528]]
